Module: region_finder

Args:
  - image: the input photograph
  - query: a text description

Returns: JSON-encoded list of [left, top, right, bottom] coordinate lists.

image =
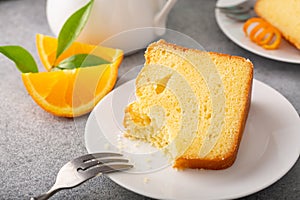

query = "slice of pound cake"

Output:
[[123, 40, 253, 169], [255, 0, 300, 50]]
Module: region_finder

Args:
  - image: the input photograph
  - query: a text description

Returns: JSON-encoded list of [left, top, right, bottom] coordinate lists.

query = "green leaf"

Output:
[[55, 54, 110, 70], [0, 46, 38, 73], [56, 0, 94, 60]]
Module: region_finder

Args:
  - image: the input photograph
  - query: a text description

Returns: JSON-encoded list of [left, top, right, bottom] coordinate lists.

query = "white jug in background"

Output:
[[46, 0, 177, 53]]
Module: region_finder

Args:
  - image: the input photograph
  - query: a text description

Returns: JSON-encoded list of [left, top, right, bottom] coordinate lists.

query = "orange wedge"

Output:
[[22, 64, 118, 117], [22, 34, 123, 117], [36, 34, 123, 71]]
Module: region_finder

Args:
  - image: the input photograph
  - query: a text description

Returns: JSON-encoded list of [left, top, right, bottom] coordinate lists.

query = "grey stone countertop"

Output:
[[0, 0, 299, 199]]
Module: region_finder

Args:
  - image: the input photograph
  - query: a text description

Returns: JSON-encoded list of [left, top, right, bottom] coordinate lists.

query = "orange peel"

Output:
[[256, 27, 274, 45], [262, 28, 281, 49], [243, 17, 265, 36], [243, 17, 282, 50], [249, 22, 266, 42]]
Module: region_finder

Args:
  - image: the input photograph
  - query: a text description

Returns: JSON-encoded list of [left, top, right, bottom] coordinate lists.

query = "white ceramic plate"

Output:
[[85, 79, 300, 200], [215, 0, 300, 64]]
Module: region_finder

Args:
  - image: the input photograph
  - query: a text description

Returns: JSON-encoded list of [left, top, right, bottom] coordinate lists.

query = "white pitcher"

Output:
[[46, 0, 177, 53]]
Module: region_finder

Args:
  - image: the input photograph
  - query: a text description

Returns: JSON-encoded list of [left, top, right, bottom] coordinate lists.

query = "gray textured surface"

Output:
[[0, 0, 299, 199]]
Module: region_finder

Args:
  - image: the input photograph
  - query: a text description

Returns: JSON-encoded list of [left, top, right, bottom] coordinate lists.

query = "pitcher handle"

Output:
[[154, 0, 177, 28]]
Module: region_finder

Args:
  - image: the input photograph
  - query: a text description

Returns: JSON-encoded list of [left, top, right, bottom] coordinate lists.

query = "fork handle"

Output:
[[30, 188, 59, 200]]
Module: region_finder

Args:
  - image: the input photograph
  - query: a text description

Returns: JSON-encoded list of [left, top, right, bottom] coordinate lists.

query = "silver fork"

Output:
[[216, 0, 256, 21], [30, 153, 133, 200]]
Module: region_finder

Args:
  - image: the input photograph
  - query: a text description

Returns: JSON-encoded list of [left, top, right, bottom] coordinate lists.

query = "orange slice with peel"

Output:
[[36, 34, 123, 71], [22, 64, 118, 117], [22, 34, 123, 117]]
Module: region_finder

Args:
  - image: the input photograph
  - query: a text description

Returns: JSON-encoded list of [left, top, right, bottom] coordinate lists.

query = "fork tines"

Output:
[[216, 1, 252, 14], [74, 152, 133, 175]]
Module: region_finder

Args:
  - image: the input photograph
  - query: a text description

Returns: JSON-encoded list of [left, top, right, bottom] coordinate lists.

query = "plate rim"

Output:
[[85, 79, 300, 200]]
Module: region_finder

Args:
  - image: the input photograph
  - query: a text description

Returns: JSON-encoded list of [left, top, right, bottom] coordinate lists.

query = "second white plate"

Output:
[[215, 0, 300, 64]]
